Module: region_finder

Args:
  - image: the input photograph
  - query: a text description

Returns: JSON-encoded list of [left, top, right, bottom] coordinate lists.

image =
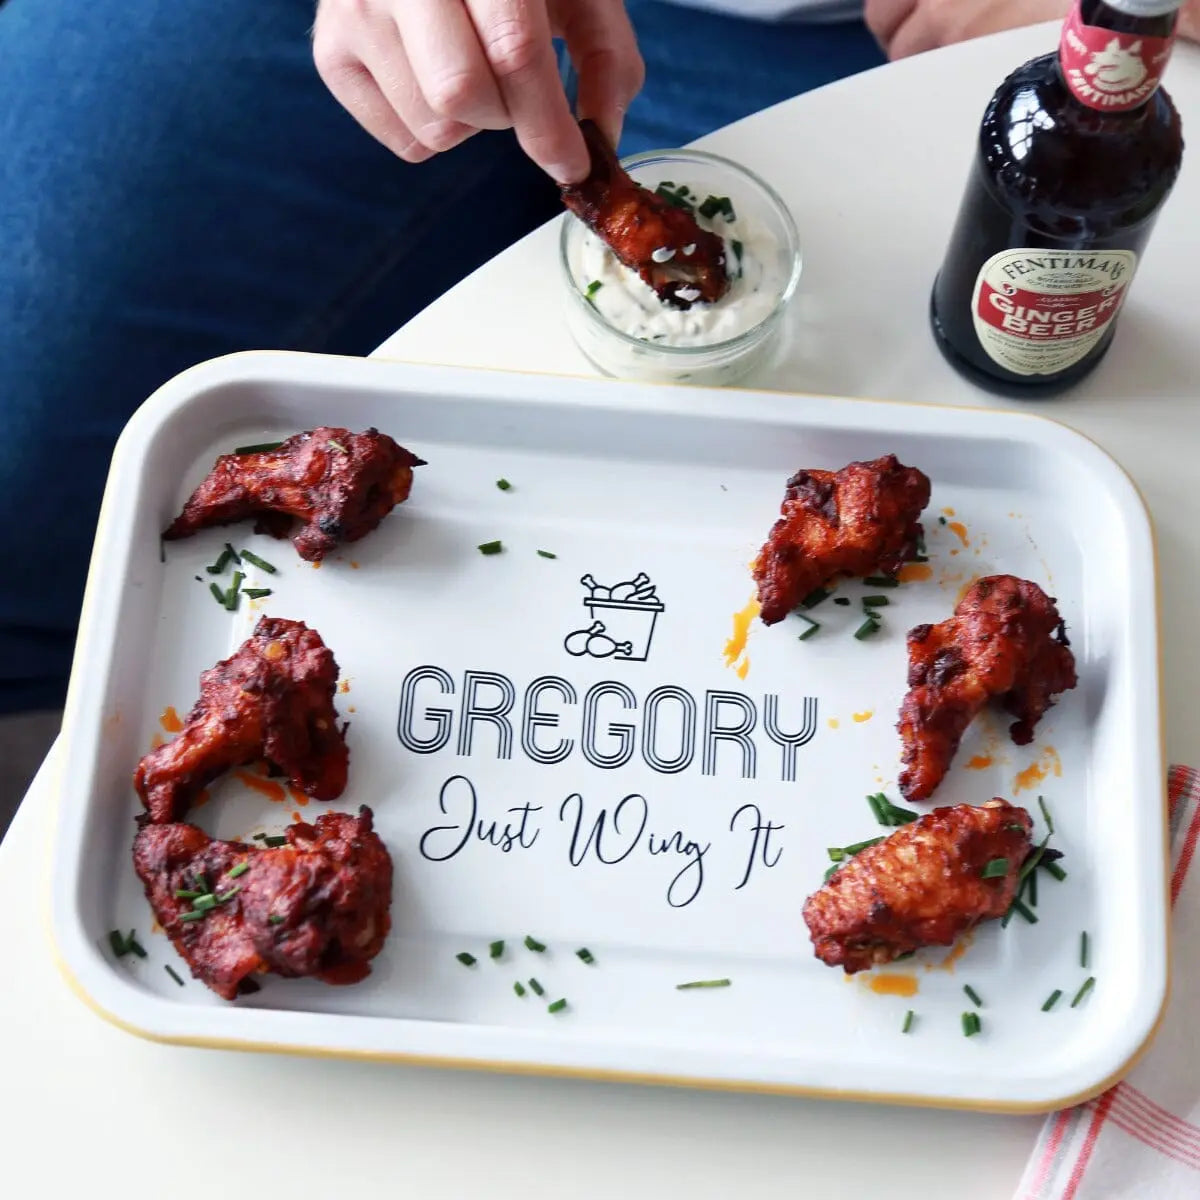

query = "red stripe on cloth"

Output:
[[1167, 764, 1190, 818], [1027, 1107, 1075, 1196], [1062, 1090, 1116, 1200], [1114, 1084, 1200, 1156], [1103, 1107, 1200, 1171], [1170, 790, 1200, 905]]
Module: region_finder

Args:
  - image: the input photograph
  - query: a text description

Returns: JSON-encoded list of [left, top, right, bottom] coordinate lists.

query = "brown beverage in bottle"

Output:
[[929, 0, 1185, 396]]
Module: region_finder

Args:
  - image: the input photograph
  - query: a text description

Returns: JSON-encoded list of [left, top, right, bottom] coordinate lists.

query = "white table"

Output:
[[5, 22, 1199, 1198]]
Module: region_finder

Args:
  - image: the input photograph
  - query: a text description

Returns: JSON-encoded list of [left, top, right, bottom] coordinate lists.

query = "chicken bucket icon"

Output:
[[563, 572, 664, 662]]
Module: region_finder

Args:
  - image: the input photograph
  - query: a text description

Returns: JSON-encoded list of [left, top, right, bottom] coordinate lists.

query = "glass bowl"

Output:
[[559, 147, 802, 387]]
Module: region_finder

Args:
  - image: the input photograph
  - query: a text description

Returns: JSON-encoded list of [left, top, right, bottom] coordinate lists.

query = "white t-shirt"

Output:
[[654, 0, 863, 21]]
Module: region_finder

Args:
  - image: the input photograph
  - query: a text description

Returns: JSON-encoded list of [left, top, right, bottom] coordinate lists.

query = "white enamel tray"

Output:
[[49, 352, 1167, 1113]]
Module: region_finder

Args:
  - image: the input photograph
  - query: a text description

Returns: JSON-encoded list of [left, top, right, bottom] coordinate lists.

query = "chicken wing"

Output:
[[133, 807, 393, 1000], [753, 454, 931, 625], [561, 119, 730, 309], [898, 575, 1077, 803], [134, 616, 347, 824], [163, 426, 424, 561], [803, 799, 1033, 973]]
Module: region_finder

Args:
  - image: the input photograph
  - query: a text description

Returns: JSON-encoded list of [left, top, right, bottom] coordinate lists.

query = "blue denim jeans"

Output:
[[0, 0, 883, 714]]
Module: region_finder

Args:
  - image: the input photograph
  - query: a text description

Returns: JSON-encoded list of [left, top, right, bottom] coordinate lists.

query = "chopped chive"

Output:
[[268, 914, 285, 925], [513, 981, 527, 997], [209, 582, 227, 606], [938, 516, 947, 525], [1042, 989, 1063, 1012], [536, 549, 557, 559], [224, 570, 245, 611], [206, 548, 234, 575], [842, 836, 884, 856], [227, 862, 249, 880], [478, 540, 503, 555], [731, 239, 744, 266], [1071, 976, 1096, 1008], [456, 952, 477, 967], [676, 978, 731, 990], [328, 438, 348, 453], [867, 792, 887, 824], [833, 596, 851, 606], [963, 984, 984, 1008], [854, 616, 882, 640], [214, 886, 240, 904], [528, 977, 545, 996], [1043, 861, 1068, 882], [863, 575, 899, 588], [823, 864, 840, 883], [698, 194, 729, 219], [584, 280, 603, 301], [489, 939, 504, 959], [1027, 865, 1038, 907], [797, 615, 819, 641], [239, 549, 277, 574], [1008, 896, 1038, 925], [263, 835, 287, 847], [981, 857, 1010, 879], [827, 847, 846, 863], [191, 894, 218, 912], [547, 998, 568, 1013], [576, 948, 595, 965], [174, 888, 202, 900], [961, 1011, 982, 1037], [901, 1009, 915, 1034], [495, 478, 513, 491], [800, 587, 833, 609], [127, 932, 148, 959], [1080, 931, 1090, 969], [1038, 795, 1055, 834], [234, 441, 283, 455], [223, 542, 242, 565], [1007, 823, 1025, 832], [893, 950, 916, 961], [252, 833, 266, 842], [909, 554, 930, 563], [178, 911, 207, 923], [862, 595, 890, 608], [165, 964, 186, 986], [159, 538, 166, 564], [108, 930, 129, 957], [243, 588, 272, 599], [524, 934, 546, 952]]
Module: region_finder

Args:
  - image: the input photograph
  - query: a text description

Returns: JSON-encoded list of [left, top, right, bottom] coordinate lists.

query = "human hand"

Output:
[[864, 0, 1071, 60], [312, 0, 644, 183]]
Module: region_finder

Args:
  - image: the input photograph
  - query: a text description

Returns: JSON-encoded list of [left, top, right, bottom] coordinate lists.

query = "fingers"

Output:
[[863, 0, 919, 56], [465, 0, 589, 183], [390, 0, 508, 131], [557, 0, 645, 150], [312, 19, 430, 161]]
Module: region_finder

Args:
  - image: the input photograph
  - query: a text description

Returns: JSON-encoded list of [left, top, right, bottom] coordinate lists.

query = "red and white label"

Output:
[[1059, 9, 1175, 111], [971, 248, 1137, 376]]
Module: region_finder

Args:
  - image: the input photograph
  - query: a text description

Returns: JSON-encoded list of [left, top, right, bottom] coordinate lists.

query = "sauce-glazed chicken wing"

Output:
[[133, 807, 392, 1000], [561, 119, 730, 309], [753, 454, 931, 625], [803, 799, 1033, 973], [898, 575, 1077, 803], [134, 616, 347, 824], [163, 426, 424, 561]]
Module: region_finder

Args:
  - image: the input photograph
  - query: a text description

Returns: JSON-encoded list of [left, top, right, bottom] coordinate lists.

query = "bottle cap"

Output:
[[1101, 0, 1181, 16]]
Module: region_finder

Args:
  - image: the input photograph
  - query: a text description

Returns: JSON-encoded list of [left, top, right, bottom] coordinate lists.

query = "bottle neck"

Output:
[[1058, 0, 1180, 112]]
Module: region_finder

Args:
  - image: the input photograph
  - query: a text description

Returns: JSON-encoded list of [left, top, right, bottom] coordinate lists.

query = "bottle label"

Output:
[[970, 248, 1138, 376], [1059, 9, 1176, 111]]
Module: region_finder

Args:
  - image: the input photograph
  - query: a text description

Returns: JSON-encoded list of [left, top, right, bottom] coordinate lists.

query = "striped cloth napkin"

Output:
[[1015, 764, 1200, 1199]]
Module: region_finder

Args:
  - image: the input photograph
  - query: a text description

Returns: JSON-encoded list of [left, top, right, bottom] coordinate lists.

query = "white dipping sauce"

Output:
[[571, 194, 782, 347]]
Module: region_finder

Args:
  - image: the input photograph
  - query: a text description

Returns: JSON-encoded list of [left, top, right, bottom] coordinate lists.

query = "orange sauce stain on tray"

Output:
[[234, 771, 287, 803], [311, 560, 322, 570], [1014, 746, 1062, 793], [348, 705, 357, 714], [828, 717, 840, 730], [941, 507, 956, 517], [935, 931, 974, 971], [338, 679, 351, 694], [853, 710, 874, 723], [159, 705, 183, 733], [286, 785, 310, 808], [966, 754, 994, 770], [897, 563, 932, 583], [866, 972, 919, 997], [947, 521, 970, 548], [723, 594, 760, 678], [291, 810, 303, 823]]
